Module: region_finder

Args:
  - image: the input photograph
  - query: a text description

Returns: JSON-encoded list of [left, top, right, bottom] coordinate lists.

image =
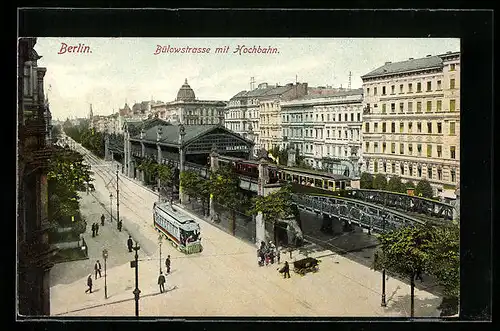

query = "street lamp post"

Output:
[[158, 234, 163, 274], [132, 242, 141, 317], [102, 249, 108, 299], [116, 165, 120, 230], [109, 193, 113, 222], [381, 205, 387, 307]]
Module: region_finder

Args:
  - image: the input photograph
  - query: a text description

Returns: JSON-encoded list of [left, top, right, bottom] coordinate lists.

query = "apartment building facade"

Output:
[[281, 88, 364, 176], [225, 82, 277, 150], [361, 51, 460, 198], [259, 82, 308, 151]]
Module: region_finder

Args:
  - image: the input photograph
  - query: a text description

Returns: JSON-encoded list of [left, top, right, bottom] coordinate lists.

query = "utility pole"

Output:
[[116, 165, 120, 229]]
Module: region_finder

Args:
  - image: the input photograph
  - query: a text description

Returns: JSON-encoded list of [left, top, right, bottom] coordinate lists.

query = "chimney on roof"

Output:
[[286, 83, 293, 87], [385, 61, 392, 65], [447, 51, 452, 54], [426, 54, 431, 57], [409, 57, 414, 60]]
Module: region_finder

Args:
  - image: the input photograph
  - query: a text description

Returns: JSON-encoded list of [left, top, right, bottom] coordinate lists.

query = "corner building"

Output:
[[361, 51, 460, 198]]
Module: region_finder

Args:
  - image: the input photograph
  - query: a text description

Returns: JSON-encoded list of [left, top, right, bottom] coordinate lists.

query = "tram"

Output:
[[153, 202, 203, 254]]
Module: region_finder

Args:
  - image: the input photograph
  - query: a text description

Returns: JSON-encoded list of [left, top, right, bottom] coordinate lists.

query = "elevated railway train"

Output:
[[153, 202, 203, 254], [217, 156, 350, 191]]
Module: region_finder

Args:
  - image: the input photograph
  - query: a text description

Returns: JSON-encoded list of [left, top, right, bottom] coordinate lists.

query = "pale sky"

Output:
[[34, 38, 460, 120]]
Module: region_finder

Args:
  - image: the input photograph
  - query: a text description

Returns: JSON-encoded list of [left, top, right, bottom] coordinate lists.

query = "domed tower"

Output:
[[176, 78, 196, 101]]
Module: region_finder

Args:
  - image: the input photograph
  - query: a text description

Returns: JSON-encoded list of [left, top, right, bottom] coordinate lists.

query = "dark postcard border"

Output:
[[14, 8, 493, 328]]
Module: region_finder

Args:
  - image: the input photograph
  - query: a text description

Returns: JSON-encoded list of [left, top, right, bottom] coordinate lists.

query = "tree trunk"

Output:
[[410, 273, 415, 317], [231, 210, 236, 236]]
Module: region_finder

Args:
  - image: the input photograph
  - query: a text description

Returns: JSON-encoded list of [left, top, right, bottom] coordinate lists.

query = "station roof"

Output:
[[129, 124, 255, 148]]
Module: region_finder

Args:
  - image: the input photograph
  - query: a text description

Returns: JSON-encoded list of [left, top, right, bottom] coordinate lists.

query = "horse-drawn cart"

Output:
[[293, 257, 320, 276]]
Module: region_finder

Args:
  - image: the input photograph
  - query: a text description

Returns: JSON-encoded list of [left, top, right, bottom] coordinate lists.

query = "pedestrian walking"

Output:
[[127, 235, 133, 252], [165, 255, 171, 273], [118, 219, 123, 232], [94, 260, 102, 279], [101, 214, 105, 226], [158, 272, 166, 293], [277, 248, 281, 264], [91, 223, 96, 237], [85, 274, 93, 293], [95, 223, 99, 236], [282, 261, 291, 279]]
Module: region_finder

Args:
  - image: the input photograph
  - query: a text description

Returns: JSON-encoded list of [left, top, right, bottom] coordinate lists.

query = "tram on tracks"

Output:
[[153, 202, 203, 254]]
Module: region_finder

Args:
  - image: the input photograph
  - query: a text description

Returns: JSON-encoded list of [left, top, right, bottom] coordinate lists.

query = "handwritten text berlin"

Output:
[[58, 43, 91, 54]]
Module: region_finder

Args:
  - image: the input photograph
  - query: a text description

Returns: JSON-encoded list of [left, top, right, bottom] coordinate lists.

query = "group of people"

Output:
[[257, 241, 280, 266], [85, 260, 103, 294], [91, 222, 100, 237]]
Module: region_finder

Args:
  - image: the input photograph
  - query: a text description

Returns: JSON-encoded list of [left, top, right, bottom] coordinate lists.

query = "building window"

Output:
[[437, 100, 442, 111], [374, 161, 378, 173], [450, 78, 456, 89], [409, 164, 413, 176], [450, 99, 456, 111], [427, 122, 432, 133], [391, 85, 395, 94], [382, 86, 386, 95], [428, 167, 433, 179], [437, 122, 442, 134], [417, 122, 422, 133], [391, 103, 395, 112], [367, 87, 370, 95], [450, 63, 456, 71], [408, 122, 413, 133], [365, 123, 370, 133], [400, 143, 404, 154], [400, 122, 404, 133], [417, 102, 422, 112], [382, 122, 386, 133], [391, 143, 395, 154], [350, 113, 354, 122], [374, 123, 378, 133], [400, 164, 405, 175], [391, 122, 395, 133], [383, 142, 387, 153], [327, 130, 330, 137], [391, 162, 396, 174], [437, 145, 442, 157], [427, 144, 432, 157], [437, 80, 442, 90], [374, 87, 378, 95], [437, 168, 442, 180], [408, 83, 413, 93], [399, 84, 404, 93], [426, 100, 432, 112], [382, 104, 386, 113], [365, 142, 369, 153], [399, 102, 404, 113], [408, 143, 413, 155], [427, 81, 432, 91], [450, 122, 456, 135], [417, 165, 422, 177], [450, 146, 456, 159], [417, 82, 422, 92], [327, 114, 330, 121], [357, 113, 360, 121], [451, 169, 456, 182], [374, 142, 379, 153], [417, 144, 422, 156], [408, 101, 413, 112], [316, 114, 318, 121]]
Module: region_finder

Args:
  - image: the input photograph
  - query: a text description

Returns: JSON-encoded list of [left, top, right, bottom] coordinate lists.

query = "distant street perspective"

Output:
[[19, 36, 460, 318]]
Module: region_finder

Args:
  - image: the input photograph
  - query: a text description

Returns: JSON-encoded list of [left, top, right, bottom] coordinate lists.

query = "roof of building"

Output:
[[176, 78, 196, 101], [361, 55, 445, 79], [229, 83, 293, 101], [124, 117, 171, 136], [130, 124, 255, 147], [300, 87, 363, 100]]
